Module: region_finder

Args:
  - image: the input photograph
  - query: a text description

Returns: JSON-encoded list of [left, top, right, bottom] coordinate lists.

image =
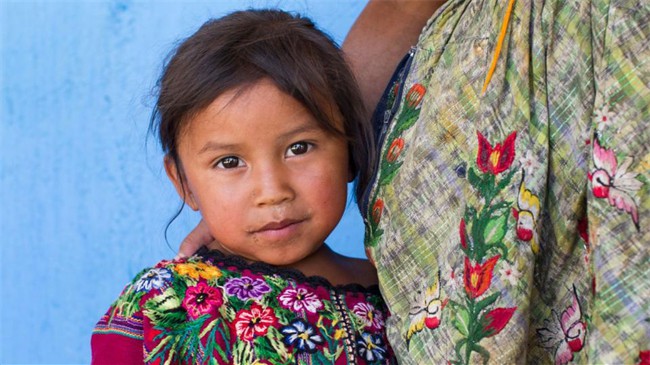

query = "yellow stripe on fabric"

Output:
[[482, 0, 517, 95]]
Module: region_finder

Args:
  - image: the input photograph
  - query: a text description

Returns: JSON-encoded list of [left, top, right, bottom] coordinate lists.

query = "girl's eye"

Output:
[[215, 156, 242, 169], [286, 142, 311, 157]]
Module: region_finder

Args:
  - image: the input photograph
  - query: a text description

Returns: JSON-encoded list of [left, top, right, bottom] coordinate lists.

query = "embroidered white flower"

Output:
[[519, 150, 541, 175], [278, 286, 323, 313], [352, 302, 384, 330], [498, 261, 522, 286], [594, 104, 616, 132]]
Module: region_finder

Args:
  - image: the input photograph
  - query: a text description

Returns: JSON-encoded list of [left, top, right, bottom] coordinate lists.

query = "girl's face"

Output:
[[166, 79, 351, 266]]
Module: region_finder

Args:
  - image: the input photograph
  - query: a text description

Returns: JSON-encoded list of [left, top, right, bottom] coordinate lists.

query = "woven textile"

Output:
[[92, 248, 395, 364], [362, 0, 649, 363]]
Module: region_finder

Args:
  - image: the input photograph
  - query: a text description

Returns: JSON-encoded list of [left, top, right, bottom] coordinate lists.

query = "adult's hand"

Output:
[[176, 219, 213, 259]]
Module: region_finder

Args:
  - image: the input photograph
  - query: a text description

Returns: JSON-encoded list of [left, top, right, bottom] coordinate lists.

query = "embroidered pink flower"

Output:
[[182, 282, 223, 320], [480, 307, 516, 337], [278, 286, 323, 313], [476, 131, 517, 175], [463, 255, 500, 299], [371, 199, 384, 225], [352, 302, 385, 331], [232, 303, 278, 341], [386, 138, 405, 163], [405, 83, 426, 108]]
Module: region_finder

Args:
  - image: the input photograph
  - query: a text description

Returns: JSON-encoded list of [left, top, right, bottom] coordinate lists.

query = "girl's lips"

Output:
[[256, 219, 300, 232], [253, 219, 305, 240]]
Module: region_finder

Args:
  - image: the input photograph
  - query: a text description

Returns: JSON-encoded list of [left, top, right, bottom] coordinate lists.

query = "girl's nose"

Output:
[[252, 164, 295, 206]]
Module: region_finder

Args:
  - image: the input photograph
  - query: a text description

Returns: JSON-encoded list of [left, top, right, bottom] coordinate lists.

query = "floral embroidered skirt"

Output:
[[362, 0, 649, 363]]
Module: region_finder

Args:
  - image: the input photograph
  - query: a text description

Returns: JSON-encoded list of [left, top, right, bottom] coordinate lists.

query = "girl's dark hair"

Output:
[[150, 9, 374, 202]]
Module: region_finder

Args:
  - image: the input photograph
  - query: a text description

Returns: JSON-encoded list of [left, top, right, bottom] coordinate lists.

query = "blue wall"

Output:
[[0, 1, 367, 363]]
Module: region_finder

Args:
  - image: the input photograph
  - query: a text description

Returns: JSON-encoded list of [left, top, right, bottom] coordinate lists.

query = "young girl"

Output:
[[91, 9, 395, 365]]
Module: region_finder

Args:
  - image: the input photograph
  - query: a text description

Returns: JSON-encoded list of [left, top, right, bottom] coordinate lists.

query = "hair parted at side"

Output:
[[150, 8, 374, 202]]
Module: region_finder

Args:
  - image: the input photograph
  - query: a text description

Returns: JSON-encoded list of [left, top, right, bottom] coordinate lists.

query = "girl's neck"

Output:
[[206, 241, 378, 287]]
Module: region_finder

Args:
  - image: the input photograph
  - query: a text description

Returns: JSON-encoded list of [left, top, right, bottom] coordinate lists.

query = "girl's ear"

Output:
[[164, 156, 199, 211]]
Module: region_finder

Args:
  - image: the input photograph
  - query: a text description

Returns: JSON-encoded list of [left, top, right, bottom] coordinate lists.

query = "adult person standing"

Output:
[[182, 0, 650, 363], [343, 0, 649, 363]]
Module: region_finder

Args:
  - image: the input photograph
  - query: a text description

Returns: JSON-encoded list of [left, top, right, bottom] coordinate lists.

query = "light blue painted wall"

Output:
[[0, 1, 368, 363]]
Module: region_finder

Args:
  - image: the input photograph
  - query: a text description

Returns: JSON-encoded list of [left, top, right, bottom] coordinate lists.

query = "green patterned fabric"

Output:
[[363, 0, 649, 364]]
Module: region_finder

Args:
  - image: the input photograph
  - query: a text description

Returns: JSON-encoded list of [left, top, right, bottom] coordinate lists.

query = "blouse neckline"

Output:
[[196, 246, 380, 294]]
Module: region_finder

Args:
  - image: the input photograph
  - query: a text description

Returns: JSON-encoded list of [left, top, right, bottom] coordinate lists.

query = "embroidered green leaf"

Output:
[[332, 344, 344, 361], [233, 341, 254, 365], [452, 307, 471, 336], [489, 201, 512, 214], [220, 302, 237, 322], [475, 292, 500, 314], [166, 347, 177, 365], [143, 288, 186, 328], [366, 229, 384, 247], [319, 302, 339, 323], [393, 108, 421, 134], [313, 351, 332, 364], [116, 292, 145, 320], [482, 174, 496, 201], [483, 212, 508, 246], [379, 161, 403, 185], [494, 241, 509, 259], [323, 347, 333, 359], [267, 326, 290, 362], [199, 318, 218, 338], [468, 167, 482, 192], [495, 168, 517, 195], [447, 299, 462, 310], [204, 321, 230, 362]]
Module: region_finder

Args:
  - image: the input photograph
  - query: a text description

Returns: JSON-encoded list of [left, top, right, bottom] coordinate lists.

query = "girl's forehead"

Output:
[[188, 79, 345, 134]]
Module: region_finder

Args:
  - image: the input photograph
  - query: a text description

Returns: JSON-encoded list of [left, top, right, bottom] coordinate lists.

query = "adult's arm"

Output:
[[342, 0, 447, 117]]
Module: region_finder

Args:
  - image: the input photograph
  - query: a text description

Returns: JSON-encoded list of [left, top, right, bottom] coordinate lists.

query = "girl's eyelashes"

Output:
[[213, 141, 313, 168], [215, 156, 244, 169], [286, 141, 313, 157]]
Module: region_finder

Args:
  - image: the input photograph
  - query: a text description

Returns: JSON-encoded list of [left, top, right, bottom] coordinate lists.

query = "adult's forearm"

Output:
[[343, 0, 447, 117]]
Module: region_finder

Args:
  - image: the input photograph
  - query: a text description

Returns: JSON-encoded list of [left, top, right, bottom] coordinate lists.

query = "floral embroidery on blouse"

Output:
[[92, 248, 395, 364]]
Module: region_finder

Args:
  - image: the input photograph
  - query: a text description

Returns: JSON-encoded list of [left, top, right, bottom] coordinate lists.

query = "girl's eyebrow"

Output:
[[198, 141, 238, 154], [279, 124, 323, 139], [198, 124, 323, 155]]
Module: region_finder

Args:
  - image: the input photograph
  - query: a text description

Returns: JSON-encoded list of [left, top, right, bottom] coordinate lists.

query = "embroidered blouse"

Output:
[[91, 248, 395, 364]]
